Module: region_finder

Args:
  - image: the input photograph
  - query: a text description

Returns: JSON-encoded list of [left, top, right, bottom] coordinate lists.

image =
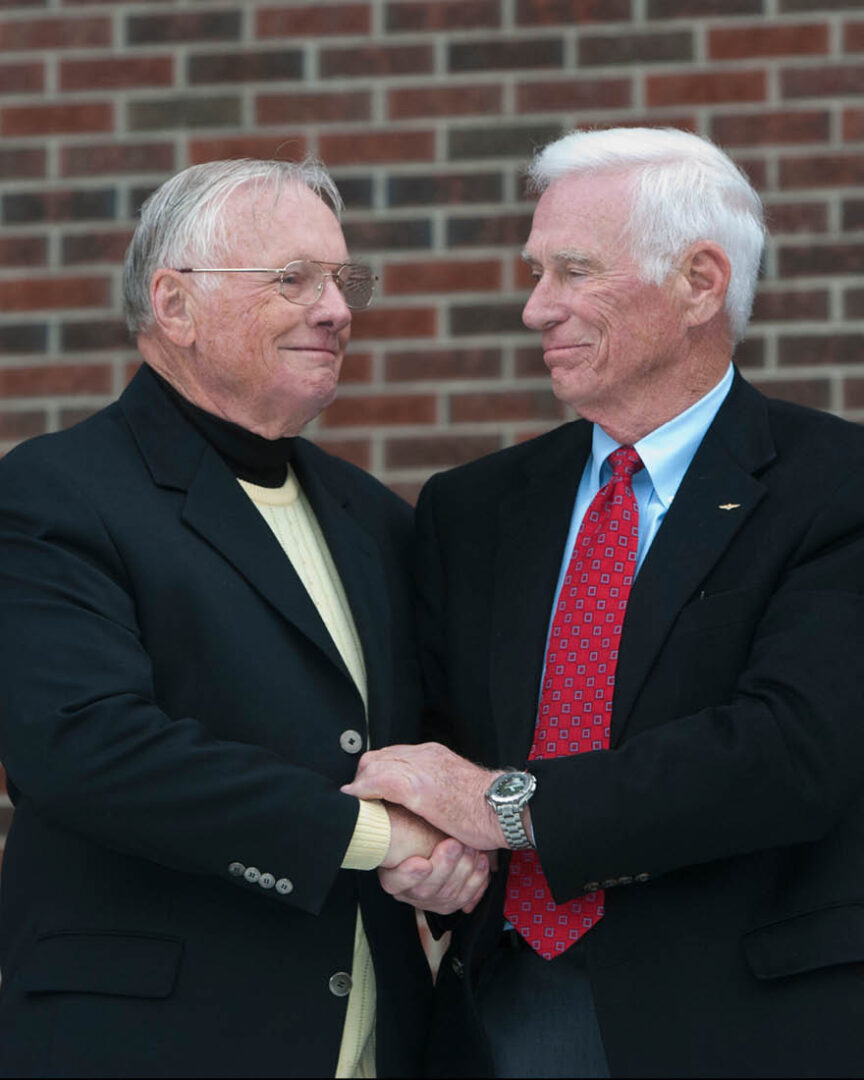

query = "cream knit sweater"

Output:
[[238, 469, 391, 1079]]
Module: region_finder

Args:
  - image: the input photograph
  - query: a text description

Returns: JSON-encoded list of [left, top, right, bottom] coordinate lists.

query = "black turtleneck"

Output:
[[148, 366, 295, 488]]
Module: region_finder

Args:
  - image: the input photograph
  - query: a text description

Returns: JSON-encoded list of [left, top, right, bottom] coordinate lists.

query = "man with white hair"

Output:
[[344, 128, 864, 1077], [0, 158, 487, 1078]]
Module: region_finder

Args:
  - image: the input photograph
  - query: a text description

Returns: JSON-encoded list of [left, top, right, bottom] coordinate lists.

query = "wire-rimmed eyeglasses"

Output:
[[176, 260, 377, 310]]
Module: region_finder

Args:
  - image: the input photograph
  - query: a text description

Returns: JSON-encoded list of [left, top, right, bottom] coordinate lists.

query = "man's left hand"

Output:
[[342, 742, 506, 851]]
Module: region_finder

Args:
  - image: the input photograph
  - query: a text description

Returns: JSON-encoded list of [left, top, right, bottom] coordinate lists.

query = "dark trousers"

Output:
[[476, 931, 610, 1079]]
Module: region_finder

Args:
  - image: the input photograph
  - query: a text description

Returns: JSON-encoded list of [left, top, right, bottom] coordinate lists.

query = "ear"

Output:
[[150, 270, 197, 348], [676, 242, 731, 330]]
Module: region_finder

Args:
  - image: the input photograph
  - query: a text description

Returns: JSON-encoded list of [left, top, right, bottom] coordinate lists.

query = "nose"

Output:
[[309, 275, 352, 332], [522, 274, 565, 332]]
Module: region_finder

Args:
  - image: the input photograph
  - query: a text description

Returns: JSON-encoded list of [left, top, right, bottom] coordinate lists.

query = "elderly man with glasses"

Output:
[[0, 159, 488, 1080]]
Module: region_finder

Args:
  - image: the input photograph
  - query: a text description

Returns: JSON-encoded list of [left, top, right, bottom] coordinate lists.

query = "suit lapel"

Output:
[[293, 442, 393, 745], [611, 374, 776, 742], [119, 367, 353, 683], [490, 422, 592, 766]]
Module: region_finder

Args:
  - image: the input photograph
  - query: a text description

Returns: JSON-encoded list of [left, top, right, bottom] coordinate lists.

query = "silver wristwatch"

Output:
[[485, 770, 537, 850]]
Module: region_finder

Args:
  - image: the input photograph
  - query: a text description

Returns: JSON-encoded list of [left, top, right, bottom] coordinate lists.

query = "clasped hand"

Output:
[[344, 743, 507, 915]]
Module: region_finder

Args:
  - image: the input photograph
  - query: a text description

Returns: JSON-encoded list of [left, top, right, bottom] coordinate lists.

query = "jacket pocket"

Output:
[[743, 903, 864, 979], [675, 585, 765, 634], [21, 930, 183, 998]]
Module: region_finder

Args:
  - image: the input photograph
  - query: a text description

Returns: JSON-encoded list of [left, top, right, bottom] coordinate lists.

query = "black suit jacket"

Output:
[[418, 373, 864, 1078], [0, 367, 431, 1078]]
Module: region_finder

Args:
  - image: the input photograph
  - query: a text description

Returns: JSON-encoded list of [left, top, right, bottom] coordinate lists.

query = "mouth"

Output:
[[543, 344, 592, 364], [278, 345, 339, 360]]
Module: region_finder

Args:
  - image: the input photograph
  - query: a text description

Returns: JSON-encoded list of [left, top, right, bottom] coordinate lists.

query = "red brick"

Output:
[[388, 480, 423, 504], [0, 234, 46, 267], [312, 437, 371, 470], [782, 65, 864, 99], [0, 15, 109, 49], [781, 242, 864, 276], [1, 102, 113, 137], [62, 229, 133, 265], [751, 290, 829, 323], [319, 130, 435, 166], [579, 30, 692, 66], [449, 38, 562, 72], [384, 260, 502, 295], [188, 135, 308, 165], [0, 276, 110, 311], [845, 22, 864, 52], [648, 0, 761, 13], [0, 363, 112, 397], [0, 147, 45, 178], [449, 390, 563, 422], [516, 0, 631, 22], [258, 91, 370, 126], [646, 71, 766, 108], [386, 1, 501, 30], [350, 307, 437, 340], [845, 288, 864, 318], [385, 433, 501, 469], [385, 348, 501, 381], [749, 378, 830, 410], [389, 84, 502, 121], [711, 111, 829, 147], [517, 77, 631, 112], [764, 201, 828, 234], [709, 24, 828, 60], [780, 154, 864, 189], [515, 347, 546, 377], [257, 4, 371, 37], [0, 410, 48, 439], [339, 352, 373, 384], [188, 50, 303, 85], [0, 60, 43, 93], [61, 142, 175, 178], [778, 334, 864, 366], [736, 337, 765, 372], [843, 200, 864, 231], [843, 108, 864, 140], [126, 12, 240, 45], [844, 377, 864, 409], [321, 45, 434, 79], [321, 394, 437, 428], [60, 56, 173, 92]]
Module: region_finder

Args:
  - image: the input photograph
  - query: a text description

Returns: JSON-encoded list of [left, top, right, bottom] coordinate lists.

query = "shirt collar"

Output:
[[590, 363, 734, 509]]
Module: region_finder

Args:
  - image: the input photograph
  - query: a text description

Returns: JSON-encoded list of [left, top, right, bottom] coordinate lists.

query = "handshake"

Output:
[[342, 742, 516, 916]]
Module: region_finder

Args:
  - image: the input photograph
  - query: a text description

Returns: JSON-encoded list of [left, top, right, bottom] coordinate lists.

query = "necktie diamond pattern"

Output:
[[504, 446, 644, 960]]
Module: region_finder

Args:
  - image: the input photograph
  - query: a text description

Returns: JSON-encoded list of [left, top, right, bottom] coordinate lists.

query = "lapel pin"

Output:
[[718, 503, 741, 511]]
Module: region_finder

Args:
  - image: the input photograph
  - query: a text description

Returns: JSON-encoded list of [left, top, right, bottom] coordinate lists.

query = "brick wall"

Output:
[[1, 0, 864, 849]]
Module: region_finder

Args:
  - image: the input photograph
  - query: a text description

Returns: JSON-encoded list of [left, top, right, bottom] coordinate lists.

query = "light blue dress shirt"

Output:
[[546, 362, 735, 647]]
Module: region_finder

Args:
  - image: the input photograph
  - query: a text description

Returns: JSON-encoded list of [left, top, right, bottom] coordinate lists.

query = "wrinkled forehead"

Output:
[[222, 180, 347, 262], [525, 170, 636, 265]]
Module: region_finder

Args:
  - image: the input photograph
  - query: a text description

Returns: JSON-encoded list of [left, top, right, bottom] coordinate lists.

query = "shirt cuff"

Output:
[[341, 798, 391, 871]]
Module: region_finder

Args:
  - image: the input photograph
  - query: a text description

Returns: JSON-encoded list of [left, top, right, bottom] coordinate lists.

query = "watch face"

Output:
[[495, 773, 529, 799]]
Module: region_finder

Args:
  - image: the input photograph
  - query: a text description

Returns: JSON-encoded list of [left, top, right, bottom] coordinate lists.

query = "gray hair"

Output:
[[122, 157, 344, 336], [528, 127, 765, 342]]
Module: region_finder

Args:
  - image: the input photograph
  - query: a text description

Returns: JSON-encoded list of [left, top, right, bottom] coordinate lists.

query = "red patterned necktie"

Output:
[[504, 445, 644, 960]]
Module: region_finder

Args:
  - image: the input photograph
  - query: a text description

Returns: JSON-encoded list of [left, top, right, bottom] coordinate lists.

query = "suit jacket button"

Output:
[[583, 882, 600, 893], [635, 872, 651, 883], [340, 729, 363, 754], [275, 877, 294, 895], [243, 866, 261, 884], [259, 873, 275, 889], [451, 956, 465, 978], [329, 972, 352, 997], [228, 862, 245, 877]]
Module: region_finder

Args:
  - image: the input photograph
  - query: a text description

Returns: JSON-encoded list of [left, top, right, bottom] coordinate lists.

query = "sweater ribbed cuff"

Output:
[[341, 798, 391, 871]]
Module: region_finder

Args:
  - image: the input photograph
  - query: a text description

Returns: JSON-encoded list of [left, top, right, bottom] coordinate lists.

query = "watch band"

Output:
[[497, 803, 533, 850]]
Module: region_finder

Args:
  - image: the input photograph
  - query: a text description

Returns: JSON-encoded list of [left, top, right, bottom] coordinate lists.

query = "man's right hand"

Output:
[[380, 803, 491, 914]]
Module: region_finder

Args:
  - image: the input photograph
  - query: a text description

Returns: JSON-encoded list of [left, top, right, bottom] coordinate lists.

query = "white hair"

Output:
[[528, 127, 765, 342], [122, 157, 344, 336]]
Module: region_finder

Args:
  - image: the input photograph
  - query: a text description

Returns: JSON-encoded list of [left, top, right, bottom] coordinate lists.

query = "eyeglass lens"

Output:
[[279, 261, 375, 310]]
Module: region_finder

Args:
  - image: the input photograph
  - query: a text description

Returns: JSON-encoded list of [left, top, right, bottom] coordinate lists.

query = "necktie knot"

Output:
[[608, 446, 643, 484]]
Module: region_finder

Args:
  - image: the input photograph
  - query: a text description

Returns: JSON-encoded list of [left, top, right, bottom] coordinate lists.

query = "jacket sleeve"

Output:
[[0, 443, 360, 916], [530, 466, 864, 903]]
